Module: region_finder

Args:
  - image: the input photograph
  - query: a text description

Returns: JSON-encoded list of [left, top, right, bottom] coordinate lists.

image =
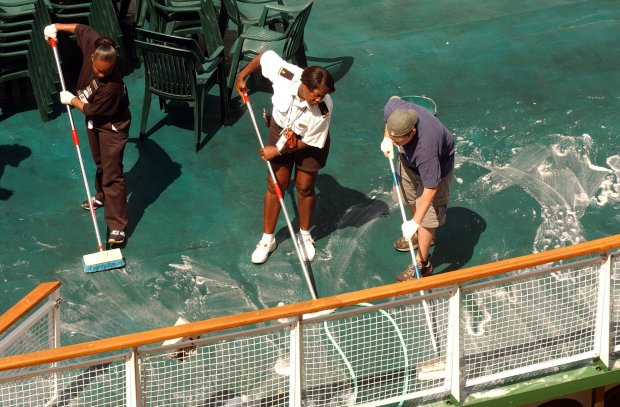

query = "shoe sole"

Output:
[[108, 239, 125, 245], [82, 202, 104, 211], [252, 244, 276, 264]]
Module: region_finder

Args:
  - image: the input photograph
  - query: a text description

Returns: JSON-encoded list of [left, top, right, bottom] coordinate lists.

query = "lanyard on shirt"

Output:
[[281, 98, 307, 134]]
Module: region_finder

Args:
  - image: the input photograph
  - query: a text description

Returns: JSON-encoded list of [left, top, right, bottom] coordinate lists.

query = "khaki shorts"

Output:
[[394, 159, 453, 228]]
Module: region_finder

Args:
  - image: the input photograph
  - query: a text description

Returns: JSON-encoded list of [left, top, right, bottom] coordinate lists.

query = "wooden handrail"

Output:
[[1, 235, 619, 372], [0, 281, 61, 337]]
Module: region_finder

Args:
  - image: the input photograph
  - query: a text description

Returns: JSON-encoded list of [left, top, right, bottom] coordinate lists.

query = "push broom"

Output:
[[387, 154, 445, 380], [48, 37, 125, 273]]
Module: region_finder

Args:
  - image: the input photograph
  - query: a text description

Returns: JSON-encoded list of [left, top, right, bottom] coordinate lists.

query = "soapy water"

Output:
[[455, 132, 619, 253]]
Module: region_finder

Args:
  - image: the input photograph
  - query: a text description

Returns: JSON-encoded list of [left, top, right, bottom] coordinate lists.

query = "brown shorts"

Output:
[[395, 158, 453, 228], [268, 120, 329, 172]]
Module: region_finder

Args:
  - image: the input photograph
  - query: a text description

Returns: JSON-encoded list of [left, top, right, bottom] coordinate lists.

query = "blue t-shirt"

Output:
[[384, 98, 454, 188]]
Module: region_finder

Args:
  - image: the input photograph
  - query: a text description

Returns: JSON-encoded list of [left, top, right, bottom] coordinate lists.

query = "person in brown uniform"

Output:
[[45, 23, 130, 244]]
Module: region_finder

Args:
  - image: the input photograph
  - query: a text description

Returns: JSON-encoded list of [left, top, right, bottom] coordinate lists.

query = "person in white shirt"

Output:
[[235, 50, 335, 264]]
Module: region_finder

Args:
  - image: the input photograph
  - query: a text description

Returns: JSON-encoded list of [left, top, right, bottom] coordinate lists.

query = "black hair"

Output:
[[301, 66, 335, 93], [93, 37, 117, 62]]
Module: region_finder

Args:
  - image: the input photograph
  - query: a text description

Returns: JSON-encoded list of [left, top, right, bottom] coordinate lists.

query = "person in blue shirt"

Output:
[[381, 96, 455, 281]]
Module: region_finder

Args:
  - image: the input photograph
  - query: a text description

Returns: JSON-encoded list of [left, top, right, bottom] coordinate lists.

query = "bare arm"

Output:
[[54, 23, 79, 35], [412, 187, 437, 225], [49, 23, 85, 111], [235, 52, 265, 96]]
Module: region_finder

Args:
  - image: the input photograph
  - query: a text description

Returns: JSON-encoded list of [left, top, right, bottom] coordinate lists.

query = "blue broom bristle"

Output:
[[83, 258, 126, 273]]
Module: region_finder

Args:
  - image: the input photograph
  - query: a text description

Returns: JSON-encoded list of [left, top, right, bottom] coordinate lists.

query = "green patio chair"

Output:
[[0, 38, 53, 121], [136, 30, 227, 151], [137, 28, 228, 124], [219, 0, 283, 37], [49, 0, 123, 46], [148, 0, 224, 61], [0, 1, 57, 120], [0, 0, 57, 95], [227, 0, 312, 95]]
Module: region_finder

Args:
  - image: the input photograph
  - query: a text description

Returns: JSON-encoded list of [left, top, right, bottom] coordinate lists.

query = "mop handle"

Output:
[[48, 38, 105, 252], [388, 156, 439, 356], [242, 93, 318, 300]]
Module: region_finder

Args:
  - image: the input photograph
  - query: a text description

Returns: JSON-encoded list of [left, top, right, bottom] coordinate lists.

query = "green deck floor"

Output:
[[1, 0, 619, 344]]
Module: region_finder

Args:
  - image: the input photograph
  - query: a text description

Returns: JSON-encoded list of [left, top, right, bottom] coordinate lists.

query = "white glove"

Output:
[[380, 137, 394, 159], [44, 24, 57, 41], [60, 90, 75, 105], [401, 219, 419, 240]]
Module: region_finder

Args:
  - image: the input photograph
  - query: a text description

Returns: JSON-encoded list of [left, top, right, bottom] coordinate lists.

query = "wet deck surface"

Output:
[[1, 0, 619, 343]]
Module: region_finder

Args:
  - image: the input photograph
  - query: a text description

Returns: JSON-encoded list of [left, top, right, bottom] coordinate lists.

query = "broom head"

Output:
[[83, 248, 125, 273]]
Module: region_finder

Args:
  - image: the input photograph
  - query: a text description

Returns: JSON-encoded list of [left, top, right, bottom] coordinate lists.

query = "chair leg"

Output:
[[194, 90, 205, 152], [217, 3, 229, 37], [140, 88, 152, 140], [226, 39, 242, 101], [219, 64, 229, 125], [293, 46, 308, 69]]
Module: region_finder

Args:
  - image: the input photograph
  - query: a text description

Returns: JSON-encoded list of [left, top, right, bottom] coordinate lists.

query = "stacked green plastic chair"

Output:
[[227, 0, 312, 95], [146, 0, 229, 112], [0, 0, 57, 121], [48, 0, 123, 47], [219, 0, 284, 37], [135, 28, 229, 152]]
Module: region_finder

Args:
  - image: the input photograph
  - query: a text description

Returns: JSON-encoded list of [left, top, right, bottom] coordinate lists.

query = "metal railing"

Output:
[[1, 236, 620, 406]]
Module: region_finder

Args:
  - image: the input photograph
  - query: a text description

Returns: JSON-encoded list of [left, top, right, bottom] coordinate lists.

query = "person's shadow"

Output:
[[0, 144, 32, 200], [431, 206, 487, 274], [123, 138, 182, 237], [276, 173, 389, 242]]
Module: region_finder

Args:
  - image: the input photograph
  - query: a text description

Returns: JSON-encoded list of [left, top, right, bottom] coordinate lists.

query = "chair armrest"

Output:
[[195, 45, 224, 74], [258, 2, 304, 26]]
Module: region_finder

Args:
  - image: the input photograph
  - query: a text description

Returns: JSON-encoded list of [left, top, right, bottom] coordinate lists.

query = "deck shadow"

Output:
[[138, 97, 226, 151], [431, 206, 487, 274], [123, 138, 182, 237], [275, 173, 389, 243], [306, 55, 354, 83], [0, 144, 32, 200]]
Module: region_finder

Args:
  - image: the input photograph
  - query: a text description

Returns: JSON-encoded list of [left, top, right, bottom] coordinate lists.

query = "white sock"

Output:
[[299, 229, 311, 236], [261, 233, 275, 243]]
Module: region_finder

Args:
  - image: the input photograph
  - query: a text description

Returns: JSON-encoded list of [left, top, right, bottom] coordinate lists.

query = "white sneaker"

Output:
[[297, 234, 315, 262], [251, 238, 276, 264]]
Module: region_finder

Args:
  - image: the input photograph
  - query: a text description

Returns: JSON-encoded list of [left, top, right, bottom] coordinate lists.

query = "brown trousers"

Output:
[[86, 119, 130, 231]]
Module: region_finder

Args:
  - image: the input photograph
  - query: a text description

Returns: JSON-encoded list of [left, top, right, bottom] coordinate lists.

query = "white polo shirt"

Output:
[[260, 50, 332, 149]]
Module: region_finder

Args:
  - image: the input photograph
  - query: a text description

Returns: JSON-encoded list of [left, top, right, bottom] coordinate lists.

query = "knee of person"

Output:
[[296, 184, 315, 198]]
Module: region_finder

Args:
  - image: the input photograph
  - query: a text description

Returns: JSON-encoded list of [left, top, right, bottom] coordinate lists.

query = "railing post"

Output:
[[595, 253, 612, 369], [448, 287, 462, 404], [126, 348, 142, 407], [49, 289, 62, 404], [289, 318, 302, 407], [48, 289, 62, 351]]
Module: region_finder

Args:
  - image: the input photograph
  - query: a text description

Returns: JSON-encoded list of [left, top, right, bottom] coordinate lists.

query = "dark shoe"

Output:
[[82, 197, 104, 211], [394, 234, 435, 252], [108, 230, 126, 244], [396, 259, 433, 282]]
